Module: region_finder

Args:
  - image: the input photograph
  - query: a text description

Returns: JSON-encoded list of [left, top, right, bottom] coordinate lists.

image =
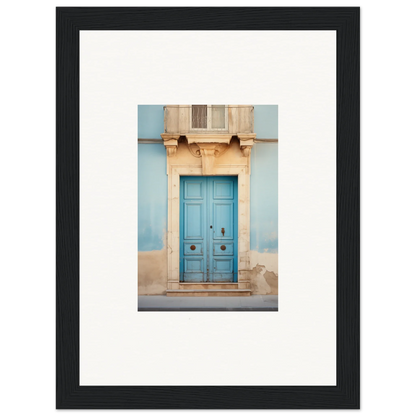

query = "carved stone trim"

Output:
[[164, 133, 257, 166], [187, 143, 201, 158], [241, 146, 252, 157], [237, 133, 255, 157], [161, 134, 180, 156], [199, 146, 216, 175], [187, 143, 227, 175], [167, 165, 251, 291], [179, 135, 234, 174], [166, 147, 177, 157]]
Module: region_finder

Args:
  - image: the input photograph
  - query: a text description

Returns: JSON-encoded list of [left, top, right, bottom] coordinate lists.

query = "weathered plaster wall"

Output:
[[249, 250, 278, 295], [138, 247, 168, 295]]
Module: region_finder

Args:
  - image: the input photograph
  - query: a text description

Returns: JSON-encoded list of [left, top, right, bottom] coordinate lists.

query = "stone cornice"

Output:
[[161, 134, 180, 142], [162, 132, 257, 170], [237, 133, 256, 141]]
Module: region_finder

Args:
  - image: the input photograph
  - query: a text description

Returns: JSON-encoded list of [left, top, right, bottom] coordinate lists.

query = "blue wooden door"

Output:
[[180, 176, 237, 282]]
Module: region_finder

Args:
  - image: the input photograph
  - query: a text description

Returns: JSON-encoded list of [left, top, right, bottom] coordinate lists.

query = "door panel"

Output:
[[210, 178, 238, 282], [180, 176, 237, 282], [184, 203, 204, 239], [180, 178, 207, 282], [213, 258, 233, 272], [213, 203, 234, 239], [184, 258, 204, 271], [184, 242, 203, 255], [213, 242, 234, 256], [213, 180, 234, 199], [183, 259, 204, 282], [184, 180, 204, 199]]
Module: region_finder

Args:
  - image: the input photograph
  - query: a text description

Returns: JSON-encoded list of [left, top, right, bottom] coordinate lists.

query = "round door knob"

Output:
[[190, 245, 196, 251], [220, 245, 226, 251]]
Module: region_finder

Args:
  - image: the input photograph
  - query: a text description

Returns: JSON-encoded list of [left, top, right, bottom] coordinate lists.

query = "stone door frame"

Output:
[[167, 162, 251, 290]]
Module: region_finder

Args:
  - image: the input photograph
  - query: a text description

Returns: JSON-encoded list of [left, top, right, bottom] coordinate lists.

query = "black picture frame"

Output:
[[56, 7, 359, 409]]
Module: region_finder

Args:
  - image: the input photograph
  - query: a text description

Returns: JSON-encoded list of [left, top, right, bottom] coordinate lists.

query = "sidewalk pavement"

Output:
[[138, 295, 278, 311]]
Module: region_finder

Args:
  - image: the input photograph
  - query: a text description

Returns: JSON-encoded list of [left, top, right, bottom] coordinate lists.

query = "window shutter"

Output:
[[211, 105, 226, 129], [192, 105, 207, 129]]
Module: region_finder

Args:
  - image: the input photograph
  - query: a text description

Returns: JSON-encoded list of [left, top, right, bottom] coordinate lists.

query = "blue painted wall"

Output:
[[254, 105, 278, 139], [138, 105, 164, 139], [250, 144, 278, 252], [138, 144, 167, 250]]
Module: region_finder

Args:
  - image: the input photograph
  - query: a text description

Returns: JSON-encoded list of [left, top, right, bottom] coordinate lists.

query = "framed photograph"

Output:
[[57, 7, 359, 409]]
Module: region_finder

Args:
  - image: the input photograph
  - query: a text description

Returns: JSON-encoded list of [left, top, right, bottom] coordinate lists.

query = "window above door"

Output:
[[191, 105, 228, 131]]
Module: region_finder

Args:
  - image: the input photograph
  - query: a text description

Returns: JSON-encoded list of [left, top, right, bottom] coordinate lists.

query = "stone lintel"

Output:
[[186, 134, 233, 144]]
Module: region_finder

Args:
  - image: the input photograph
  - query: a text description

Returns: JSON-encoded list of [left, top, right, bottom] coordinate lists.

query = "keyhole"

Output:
[[221, 227, 225, 236]]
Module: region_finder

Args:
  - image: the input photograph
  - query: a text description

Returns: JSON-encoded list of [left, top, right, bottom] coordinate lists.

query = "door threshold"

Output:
[[179, 282, 238, 290], [167, 289, 251, 297]]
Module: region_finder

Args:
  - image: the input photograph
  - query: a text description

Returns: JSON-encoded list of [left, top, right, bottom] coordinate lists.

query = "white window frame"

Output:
[[190, 105, 229, 132]]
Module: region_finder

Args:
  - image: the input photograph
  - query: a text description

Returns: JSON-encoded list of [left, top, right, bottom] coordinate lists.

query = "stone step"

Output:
[[179, 283, 238, 290], [166, 289, 251, 297]]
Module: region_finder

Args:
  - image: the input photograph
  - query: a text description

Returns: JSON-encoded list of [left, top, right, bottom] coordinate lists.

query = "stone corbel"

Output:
[[186, 134, 233, 175], [237, 134, 256, 157], [241, 146, 252, 157], [161, 134, 180, 156], [198, 144, 220, 175]]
